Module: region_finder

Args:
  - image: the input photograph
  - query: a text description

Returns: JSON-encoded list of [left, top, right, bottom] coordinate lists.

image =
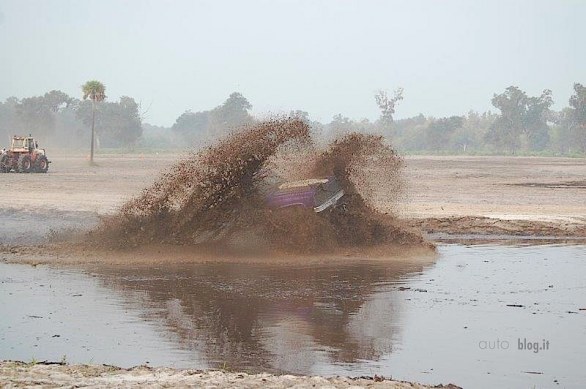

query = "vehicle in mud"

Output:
[[266, 177, 345, 213], [0, 135, 50, 173]]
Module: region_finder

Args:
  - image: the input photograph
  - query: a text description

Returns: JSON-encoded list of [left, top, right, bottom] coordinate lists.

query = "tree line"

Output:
[[0, 83, 584, 155], [167, 83, 585, 155], [0, 87, 142, 151], [319, 83, 585, 155]]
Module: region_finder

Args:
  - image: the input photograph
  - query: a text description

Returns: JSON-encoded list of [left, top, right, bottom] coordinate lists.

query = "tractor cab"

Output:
[[10, 136, 40, 153]]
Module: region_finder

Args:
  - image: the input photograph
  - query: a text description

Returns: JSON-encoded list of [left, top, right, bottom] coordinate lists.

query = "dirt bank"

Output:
[[0, 361, 461, 388], [0, 240, 437, 267], [410, 216, 586, 239]]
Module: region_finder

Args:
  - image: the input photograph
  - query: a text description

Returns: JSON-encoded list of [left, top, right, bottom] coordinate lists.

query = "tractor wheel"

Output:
[[0, 154, 9, 173], [17, 154, 32, 173], [35, 155, 49, 173]]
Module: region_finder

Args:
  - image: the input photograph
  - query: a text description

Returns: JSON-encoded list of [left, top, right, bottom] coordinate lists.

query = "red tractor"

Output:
[[0, 135, 50, 173]]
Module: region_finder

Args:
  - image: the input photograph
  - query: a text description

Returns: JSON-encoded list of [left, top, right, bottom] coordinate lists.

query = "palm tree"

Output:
[[82, 80, 106, 164]]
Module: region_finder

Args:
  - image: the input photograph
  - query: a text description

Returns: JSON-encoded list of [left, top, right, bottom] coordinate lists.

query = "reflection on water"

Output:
[[93, 260, 426, 374], [2, 244, 586, 388]]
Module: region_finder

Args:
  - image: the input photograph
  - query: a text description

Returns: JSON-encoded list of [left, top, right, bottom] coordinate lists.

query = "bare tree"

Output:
[[375, 87, 404, 126]]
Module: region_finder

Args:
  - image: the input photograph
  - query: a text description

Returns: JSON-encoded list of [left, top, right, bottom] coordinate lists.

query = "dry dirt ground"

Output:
[[2, 153, 583, 239], [0, 361, 460, 389], [396, 155, 585, 238]]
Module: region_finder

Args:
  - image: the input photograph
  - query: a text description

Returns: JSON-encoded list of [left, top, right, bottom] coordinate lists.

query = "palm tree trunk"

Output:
[[90, 100, 95, 163]]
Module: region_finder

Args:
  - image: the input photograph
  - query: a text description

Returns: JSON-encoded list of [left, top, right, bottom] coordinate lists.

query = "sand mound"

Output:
[[90, 118, 428, 252]]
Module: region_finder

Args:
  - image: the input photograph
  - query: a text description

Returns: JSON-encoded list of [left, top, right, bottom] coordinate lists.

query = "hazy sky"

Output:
[[0, 0, 584, 126]]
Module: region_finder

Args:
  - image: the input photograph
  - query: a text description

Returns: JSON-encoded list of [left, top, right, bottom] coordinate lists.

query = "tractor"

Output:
[[0, 135, 50, 173]]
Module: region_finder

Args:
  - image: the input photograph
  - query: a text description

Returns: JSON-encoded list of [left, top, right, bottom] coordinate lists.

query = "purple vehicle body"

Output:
[[266, 177, 345, 213]]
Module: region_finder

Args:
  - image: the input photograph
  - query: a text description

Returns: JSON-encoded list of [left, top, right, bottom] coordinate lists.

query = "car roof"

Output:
[[278, 178, 329, 190]]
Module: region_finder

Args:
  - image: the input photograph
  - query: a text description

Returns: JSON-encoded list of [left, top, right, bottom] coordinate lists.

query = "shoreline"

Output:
[[0, 360, 462, 389], [2, 213, 585, 267], [408, 216, 586, 238], [0, 240, 438, 267]]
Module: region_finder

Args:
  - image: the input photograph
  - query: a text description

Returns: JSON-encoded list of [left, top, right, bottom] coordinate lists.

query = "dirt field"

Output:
[[400, 155, 586, 223], [0, 153, 584, 241], [393, 155, 585, 237]]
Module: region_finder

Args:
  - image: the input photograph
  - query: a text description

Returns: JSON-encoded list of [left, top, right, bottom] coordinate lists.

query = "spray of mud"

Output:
[[90, 118, 427, 252]]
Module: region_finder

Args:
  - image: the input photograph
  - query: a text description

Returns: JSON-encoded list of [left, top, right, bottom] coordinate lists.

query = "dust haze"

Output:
[[0, 0, 584, 154], [1, 2, 586, 388]]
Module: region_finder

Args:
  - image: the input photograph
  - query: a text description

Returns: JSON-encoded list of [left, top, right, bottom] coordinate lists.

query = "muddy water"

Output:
[[0, 209, 98, 245], [1, 245, 585, 388]]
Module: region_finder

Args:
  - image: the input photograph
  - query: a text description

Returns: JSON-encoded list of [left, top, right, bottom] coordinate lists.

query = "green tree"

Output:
[[208, 92, 253, 133], [109, 96, 143, 147], [171, 110, 210, 143], [549, 108, 573, 154], [568, 83, 586, 152], [452, 111, 496, 152], [76, 96, 142, 148], [44, 90, 73, 112], [15, 90, 72, 144], [524, 90, 553, 150], [289, 110, 310, 123], [82, 80, 106, 163], [0, 97, 20, 143], [485, 86, 553, 153], [217, 92, 252, 122], [423, 116, 464, 151], [171, 92, 253, 144]]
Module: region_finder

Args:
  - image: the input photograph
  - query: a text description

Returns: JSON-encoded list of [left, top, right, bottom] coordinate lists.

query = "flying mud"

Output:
[[88, 118, 429, 253]]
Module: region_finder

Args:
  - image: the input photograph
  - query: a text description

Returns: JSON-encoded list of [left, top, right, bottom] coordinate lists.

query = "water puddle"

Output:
[[1, 244, 585, 388]]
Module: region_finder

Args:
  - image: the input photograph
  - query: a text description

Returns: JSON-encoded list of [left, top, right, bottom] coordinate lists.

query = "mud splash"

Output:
[[314, 133, 411, 246], [91, 118, 427, 252]]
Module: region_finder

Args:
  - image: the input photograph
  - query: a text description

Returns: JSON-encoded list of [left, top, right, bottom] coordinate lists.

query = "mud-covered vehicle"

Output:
[[266, 177, 345, 213], [0, 135, 50, 173]]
